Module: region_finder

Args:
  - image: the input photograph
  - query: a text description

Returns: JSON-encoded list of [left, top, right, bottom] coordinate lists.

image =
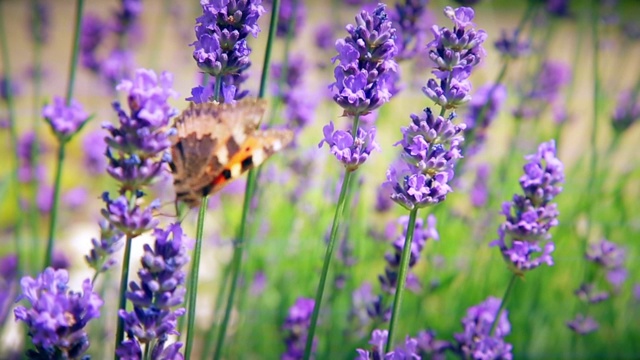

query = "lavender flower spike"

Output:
[[385, 108, 465, 210], [331, 3, 398, 116], [282, 297, 315, 360], [14, 268, 103, 359], [42, 96, 89, 142], [318, 121, 379, 171], [422, 6, 487, 110], [453, 297, 512, 360], [117, 224, 190, 358], [491, 140, 565, 273]]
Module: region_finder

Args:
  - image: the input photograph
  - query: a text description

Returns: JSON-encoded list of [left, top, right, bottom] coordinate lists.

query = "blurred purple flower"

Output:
[[415, 330, 451, 359], [267, 0, 305, 37], [514, 61, 571, 120], [101, 49, 135, 88], [379, 215, 438, 294], [282, 297, 315, 360], [491, 140, 564, 273], [80, 13, 108, 73], [611, 90, 640, 134], [464, 83, 507, 156], [470, 164, 490, 208], [29, 0, 50, 45], [0, 254, 18, 326], [330, 4, 398, 116], [86, 219, 124, 275], [83, 129, 108, 176], [14, 268, 103, 359], [494, 29, 531, 58], [314, 23, 334, 51], [42, 96, 89, 142], [63, 187, 88, 209], [0, 77, 20, 102], [17, 131, 47, 183], [390, 0, 431, 61], [567, 314, 598, 335], [586, 239, 627, 289], [117, 224, 189, 357], [453, 297, 512, 360], [36, 184, 53, 214], [356, 329, 421, 359]]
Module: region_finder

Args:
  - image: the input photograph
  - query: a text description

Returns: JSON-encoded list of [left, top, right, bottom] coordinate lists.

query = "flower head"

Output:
[[453, 297, 512, 360], [42, 96, 89, 142], [390, 0, 431, 61], [118, 224, 190, 356], [282, 297, 315, 360], [514, 61, 571, 120], [331, 4, 398, 116], [318, 122, 379, 171], [491, 140, 564, 274], [14, 268, 103, 359], [494, 29, 530, 58]]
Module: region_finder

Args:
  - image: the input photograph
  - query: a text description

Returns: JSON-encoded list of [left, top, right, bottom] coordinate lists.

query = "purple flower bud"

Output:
[[101, 192, 159, 237], [42, 96, 89, 141], [494, 29, 531, 58]]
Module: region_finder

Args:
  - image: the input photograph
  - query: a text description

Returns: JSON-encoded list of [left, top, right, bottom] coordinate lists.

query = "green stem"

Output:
[[201, 262, 231, 359], [43, 143, 65, 268], [490, 273, 517, 336], [29, 0, 44, 258], [43, 0, 84, 268], [303, 170, 356, 359], [185, 196, 209, 359], [584, 0, 600, 251], [0, 2, 24, 276], [385, 208, 419, 352], [212, 1, 279, 358], [65, 0, 84, 105], [114, 235, 134, 358], [214, 75, 222, 102]]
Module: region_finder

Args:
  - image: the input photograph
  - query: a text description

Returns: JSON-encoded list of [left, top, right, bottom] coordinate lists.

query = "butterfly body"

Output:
[[169, 98, 293, 208]]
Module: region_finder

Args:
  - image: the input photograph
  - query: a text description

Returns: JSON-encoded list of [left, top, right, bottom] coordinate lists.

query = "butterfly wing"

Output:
[[170, 99, 273, 207], [207, 128, 294, 195]]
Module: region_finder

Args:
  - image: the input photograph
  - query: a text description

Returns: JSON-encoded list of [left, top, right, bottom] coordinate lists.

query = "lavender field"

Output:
[[0, 0, 639, 359]]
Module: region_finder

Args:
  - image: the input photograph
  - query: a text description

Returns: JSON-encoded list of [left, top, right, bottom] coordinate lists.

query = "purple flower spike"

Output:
[[385, 108, 465, 210], [282, 297, 315, 360], [101, 192, 159, 237], [379, 215, 438, 294], [390, 0, 432, 61], [453, 297, 512, 360], [191, 0, 265, 88], [318, 122, 379, 171], [612, 90, 640, 134], [85, 219, 125, 275], [330, 4, 398, 116], [567, 314, 599, 335], [42, 96, 89, 142], [0, 254, 18, 326], [494, 29, 531, 58], [356, 329, 423, 359], [117, 224, 190, 357], [14, 268, 103, 359], [514, 61, 571, 120], [491, 140, 564, 274], [464, 83, 507, 156], [586, 239, 627, 289]]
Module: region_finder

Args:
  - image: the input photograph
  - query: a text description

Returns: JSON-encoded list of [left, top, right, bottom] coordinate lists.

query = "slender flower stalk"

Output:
[[382, 6, 484, 350], [0, 3, 25, 276], [184, 197, 208, 359], [43, 0, 86, 268], [305, 5, 398, 358], [213, 0, 280, 360]]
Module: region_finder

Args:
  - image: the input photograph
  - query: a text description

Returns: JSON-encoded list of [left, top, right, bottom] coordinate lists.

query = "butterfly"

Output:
[[169, 98, 294, 208]]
